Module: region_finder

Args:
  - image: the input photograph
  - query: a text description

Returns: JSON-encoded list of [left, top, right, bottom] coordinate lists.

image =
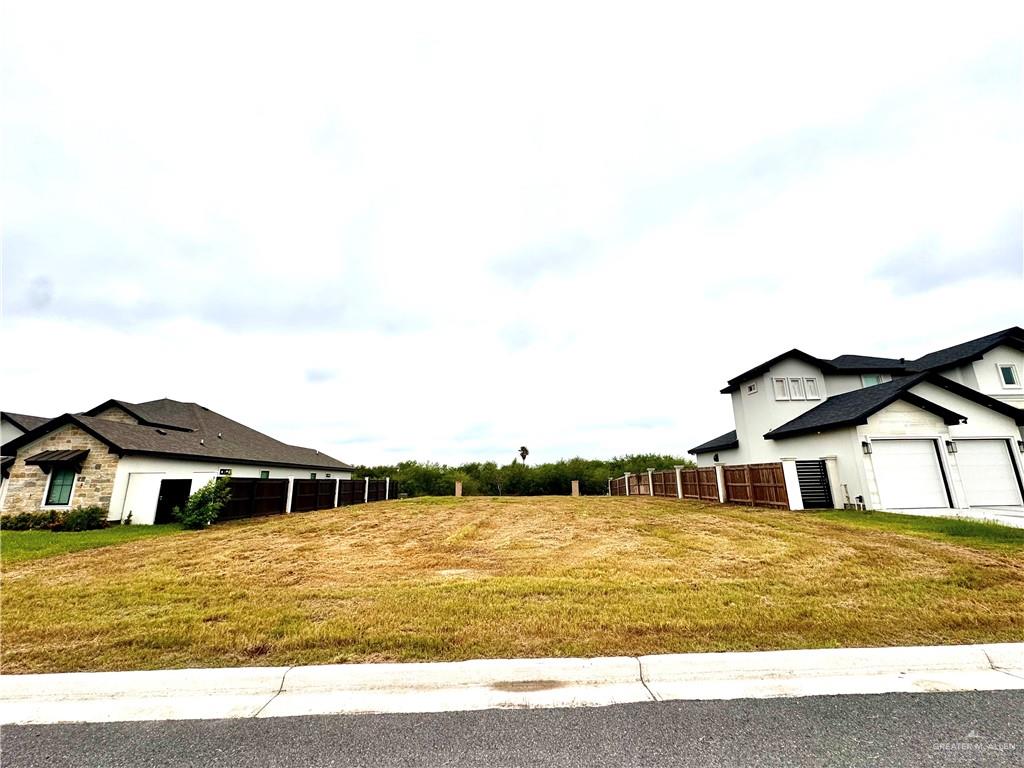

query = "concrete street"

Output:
[[3, 690, 1022, 768]]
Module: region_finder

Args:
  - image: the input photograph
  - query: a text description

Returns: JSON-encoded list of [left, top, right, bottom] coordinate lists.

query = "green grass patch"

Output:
[[812, 509, 1024, 550], [1, 524, 183, 564]]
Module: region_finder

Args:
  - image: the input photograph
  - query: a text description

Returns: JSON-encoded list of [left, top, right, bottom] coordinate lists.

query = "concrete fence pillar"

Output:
[[285, 477, 294, 513], [385, 476, 391, 500], [571, 480, 580, 497], [647, 468, 655, 496], [455, 480, 463, 497], [364, 477, 370, 504], [607, 477, 612, 496], [333, 479, 340, 509], [714, 465, 726, 503], [822, 455, 840, 509], [623, 472, 630, 496], [673, 466, 683, 499], [780, 458, 803, 511]]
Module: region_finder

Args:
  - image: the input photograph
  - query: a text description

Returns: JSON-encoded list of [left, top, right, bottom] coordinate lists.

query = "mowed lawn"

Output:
[[2, 496, 1023, 674]]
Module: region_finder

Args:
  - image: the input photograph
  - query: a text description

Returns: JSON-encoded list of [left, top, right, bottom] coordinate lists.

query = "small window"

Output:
[[310, 472, 317, 479], [745, 382, 758, 395], [788, 377, 805, 400], [862, 374, 884, 387], [804, 377, 820, 400], [772, 377, 790, 400], [998, 364, 1020, 388], [45, 468, 76, 506], [259, 470, 270, 479]]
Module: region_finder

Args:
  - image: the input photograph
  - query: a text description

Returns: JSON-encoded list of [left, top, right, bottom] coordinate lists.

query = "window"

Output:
[[745, 382, 758, 395], [260, 470, 270, 479], [998, 364, 1020, 388], [310, 472, 317, 479], [861, 373, 888, 388], [804, 377, 820, 400], [772, 377, 790, 400], [788, 377, 805, 400], [45, 468, 75, 506]]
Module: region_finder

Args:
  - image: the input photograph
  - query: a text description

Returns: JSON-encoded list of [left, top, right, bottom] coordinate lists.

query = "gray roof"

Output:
[[2, 399, 353, 471], [689, 429, 739, 455], [1, 412, 53, 432], [828, 354, 907, 371], [909, 327, 1024, 372]]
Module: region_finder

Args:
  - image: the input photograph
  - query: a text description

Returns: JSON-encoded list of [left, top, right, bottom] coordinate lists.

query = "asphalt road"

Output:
[[3, 691, 1021, 768]]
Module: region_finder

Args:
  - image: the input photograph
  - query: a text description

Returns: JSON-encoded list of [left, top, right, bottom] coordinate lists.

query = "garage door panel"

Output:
[[871, 439, 949, 509], [954, 440, 1022, 507]]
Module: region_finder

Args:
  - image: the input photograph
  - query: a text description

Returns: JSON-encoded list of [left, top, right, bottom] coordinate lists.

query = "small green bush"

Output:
[[175, 478, 231, 529], [59, 506, 109, 532], [0, 506, 109, 532], [0, 510, 64, 531]]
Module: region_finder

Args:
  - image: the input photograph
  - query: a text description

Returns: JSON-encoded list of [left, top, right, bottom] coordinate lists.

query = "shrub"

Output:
[[175, 477, 231, 529], [0, 510, 64, 531], [58, 506, 109, 532]]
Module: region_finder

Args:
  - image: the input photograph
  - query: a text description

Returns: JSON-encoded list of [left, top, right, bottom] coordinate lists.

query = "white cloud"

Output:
[[2, 0, 1022, 464]]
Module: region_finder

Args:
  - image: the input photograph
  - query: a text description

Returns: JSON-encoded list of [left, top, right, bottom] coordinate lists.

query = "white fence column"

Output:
[[780, 458, 803, 511], [822, 455, 840, 509], [674, 466, 683, 499], [285, 477, 294, 513], [714, 465, 726, 503], [454, 480, 463, 497], [333, 479, 340, 508], [607, 477, 612, 496], [571, 480, 580, 497], [647, 468, 655, 496], [623, 472, 630, 496], [385, 476, 391, 500], [364, 477, 370, 503]]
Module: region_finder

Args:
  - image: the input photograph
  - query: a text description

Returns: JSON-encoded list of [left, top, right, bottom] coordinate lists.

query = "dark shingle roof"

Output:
[[909, 327, 1024, 372], [1, 412, 53, 432], [2, 399, 353, 471], [720, 326, 1024, 391], [689, 430, 739, 455], [763, 372, 1024, 440]]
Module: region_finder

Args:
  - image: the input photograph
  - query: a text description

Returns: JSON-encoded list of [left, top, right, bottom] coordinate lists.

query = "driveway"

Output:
[[887, 506, 1024, 529]]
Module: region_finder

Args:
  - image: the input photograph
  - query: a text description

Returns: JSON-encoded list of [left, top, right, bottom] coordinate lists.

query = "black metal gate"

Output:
[[796, 460, 834, 509]]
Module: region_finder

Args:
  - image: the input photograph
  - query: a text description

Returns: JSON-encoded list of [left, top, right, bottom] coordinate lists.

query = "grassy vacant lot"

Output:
[[2, 496, 1023, 674], [1, 524, 182, 564]]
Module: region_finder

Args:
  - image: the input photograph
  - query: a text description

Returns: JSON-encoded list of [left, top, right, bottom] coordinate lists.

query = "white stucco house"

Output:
[[0, 398, 353, 524], [689, 327, 1024, 519]]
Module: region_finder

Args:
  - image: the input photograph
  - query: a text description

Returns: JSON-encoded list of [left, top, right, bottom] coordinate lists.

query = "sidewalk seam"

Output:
[[635, 658, 658, 702], [252, 666, 293, 718], [982, 649, 1024, 682]]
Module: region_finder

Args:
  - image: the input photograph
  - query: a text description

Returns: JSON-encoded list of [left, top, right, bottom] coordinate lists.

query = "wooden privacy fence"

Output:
[[609, 463, 789, 510], [220, 476, 396, 521]]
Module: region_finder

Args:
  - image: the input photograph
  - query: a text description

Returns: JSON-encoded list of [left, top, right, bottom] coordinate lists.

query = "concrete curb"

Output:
[[2, 643, 1022, 725]]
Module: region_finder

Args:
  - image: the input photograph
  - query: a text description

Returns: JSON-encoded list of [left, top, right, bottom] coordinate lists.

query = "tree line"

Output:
[[350, 454, 695, 497]]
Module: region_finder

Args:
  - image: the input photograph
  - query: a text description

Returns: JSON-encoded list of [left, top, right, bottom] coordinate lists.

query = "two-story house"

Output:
[[689, 327, 1024, 516]]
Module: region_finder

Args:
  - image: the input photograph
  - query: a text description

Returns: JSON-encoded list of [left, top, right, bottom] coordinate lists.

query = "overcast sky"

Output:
[[2, 1, 1022, 466]]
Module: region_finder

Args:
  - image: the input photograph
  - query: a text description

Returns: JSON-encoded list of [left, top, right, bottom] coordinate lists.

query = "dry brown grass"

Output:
[[3, 496, 1023, 673]]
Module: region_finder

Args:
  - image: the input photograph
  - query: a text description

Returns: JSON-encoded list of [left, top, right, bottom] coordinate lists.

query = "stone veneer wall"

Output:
[[1, 424, 121, 515], [91, 406, 140, 425]]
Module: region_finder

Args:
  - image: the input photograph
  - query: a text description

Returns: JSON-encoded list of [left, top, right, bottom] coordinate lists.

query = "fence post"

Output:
[[455, 480, 463, 497], [333, 479, 340, 509], [623, 472, 630, 496], [364, 477, 370, 504], [647, 468, 655, 496], [743, 465, 753, 505], [608, 477, 612, 496], [285, 477, 294, 513], [780, 458, 803, 510], [385, 476, 391, 500], [674, 466, 683, 499], [571, 480, 580, 497], [714, 465, 726, 503]]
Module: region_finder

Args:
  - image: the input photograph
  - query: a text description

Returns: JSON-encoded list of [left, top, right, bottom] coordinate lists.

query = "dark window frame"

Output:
[[45, 468, 76, 506]]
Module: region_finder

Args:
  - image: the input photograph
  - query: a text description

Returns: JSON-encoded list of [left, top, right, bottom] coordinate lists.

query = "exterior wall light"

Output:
[[861, 441, 872, 455], [945, 440, 957, 454], [1018, 440, 1024, 453]]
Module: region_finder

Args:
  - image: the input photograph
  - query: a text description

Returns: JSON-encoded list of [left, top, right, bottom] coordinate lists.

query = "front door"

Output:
[[154, 479, 193, 524]]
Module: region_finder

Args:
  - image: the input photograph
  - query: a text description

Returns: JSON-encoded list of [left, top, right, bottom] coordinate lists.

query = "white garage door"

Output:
[[871, 439, 949, 509], [954, 440, 1023, 507]]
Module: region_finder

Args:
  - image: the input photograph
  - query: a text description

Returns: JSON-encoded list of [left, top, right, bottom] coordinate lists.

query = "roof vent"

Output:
[[156, 428, 167, 435], [217, 432, 223, 439], [200, 438, 205, 445]]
